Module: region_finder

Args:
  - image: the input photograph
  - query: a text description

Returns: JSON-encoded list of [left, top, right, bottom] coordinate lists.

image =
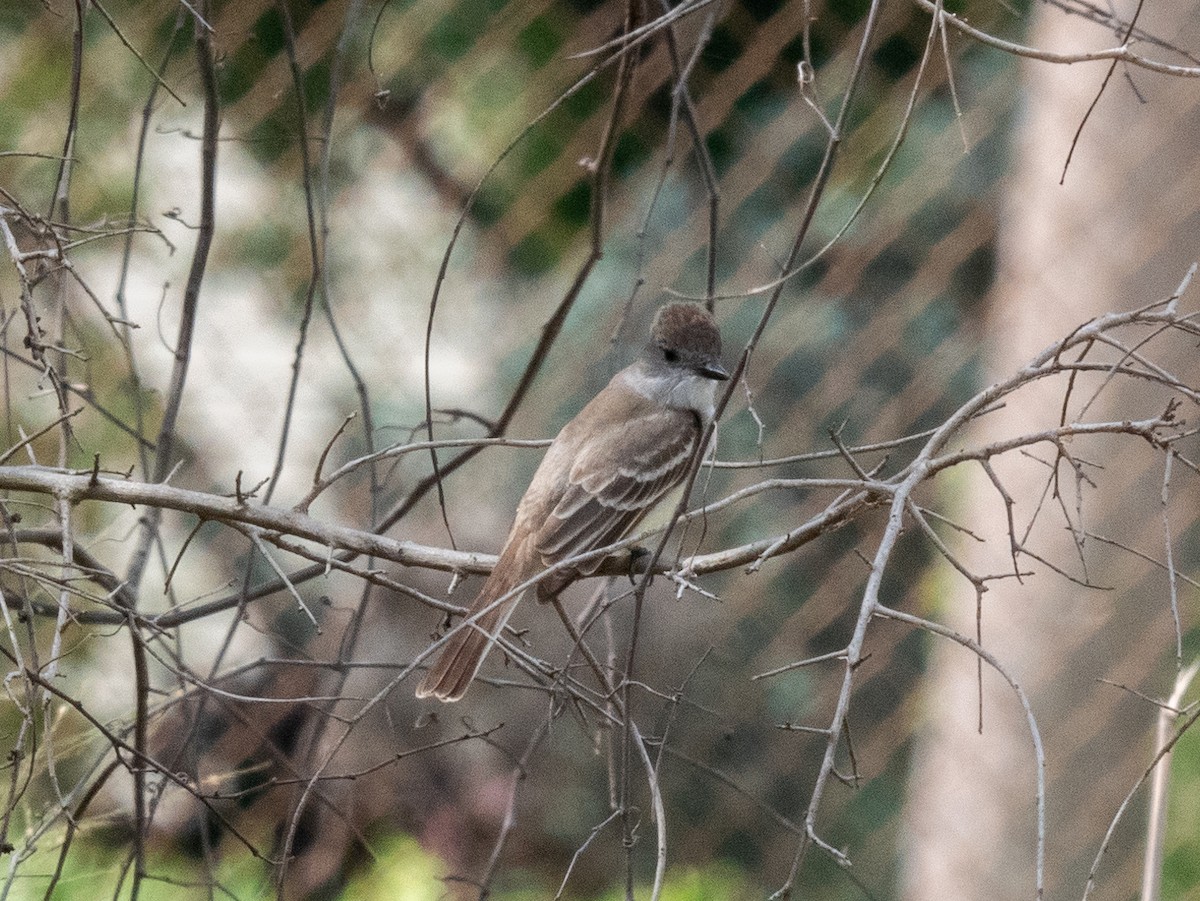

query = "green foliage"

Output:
[[499, 861, 762, 901], [339, 835, 445, 900], [428, 12, 476, 63], [1162, 686, 1200, 899], [2, 834, 766, 901], [3, 838, 268, 900], [616, 865, 759, 901], [508, 229, 559, 276], [518, 15, 563, 68]]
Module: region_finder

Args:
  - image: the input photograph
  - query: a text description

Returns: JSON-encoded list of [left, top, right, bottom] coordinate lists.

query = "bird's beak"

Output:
[[700, 361, 730, 381]]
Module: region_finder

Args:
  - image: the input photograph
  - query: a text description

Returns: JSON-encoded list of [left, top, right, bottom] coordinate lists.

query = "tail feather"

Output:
[[415, 586, 522, 702]]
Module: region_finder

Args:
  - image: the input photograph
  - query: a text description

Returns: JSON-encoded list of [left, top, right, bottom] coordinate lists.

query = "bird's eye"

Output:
[[663, 347, 679, 363]]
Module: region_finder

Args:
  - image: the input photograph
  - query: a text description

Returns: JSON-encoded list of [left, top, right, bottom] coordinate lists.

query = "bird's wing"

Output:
[[534, 406, 700, 574]]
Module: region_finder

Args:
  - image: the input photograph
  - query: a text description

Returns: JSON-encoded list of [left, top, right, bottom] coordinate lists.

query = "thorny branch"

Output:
[[4, 1, 1200, 898], [3, 233, 1195, 901]]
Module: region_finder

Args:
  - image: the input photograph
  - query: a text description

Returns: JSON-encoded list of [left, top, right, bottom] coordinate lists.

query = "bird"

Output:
[[416, 302, 728, 702]]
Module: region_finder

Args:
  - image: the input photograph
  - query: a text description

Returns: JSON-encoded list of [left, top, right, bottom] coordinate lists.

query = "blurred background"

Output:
[[1, 0, 1200, 898]]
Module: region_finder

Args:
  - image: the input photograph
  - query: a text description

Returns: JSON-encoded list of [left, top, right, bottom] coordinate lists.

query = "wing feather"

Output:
[[534, 406, 699, 574]]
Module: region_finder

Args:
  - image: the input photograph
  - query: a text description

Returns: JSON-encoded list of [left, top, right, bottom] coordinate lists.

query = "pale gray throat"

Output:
[[624, 362, 719, 421]]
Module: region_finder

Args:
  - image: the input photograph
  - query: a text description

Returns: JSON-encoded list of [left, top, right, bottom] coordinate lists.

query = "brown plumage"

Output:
[[416, 303, 727, 702]]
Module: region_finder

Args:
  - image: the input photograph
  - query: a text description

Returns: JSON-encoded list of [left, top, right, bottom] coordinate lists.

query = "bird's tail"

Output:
[[415, 566, 525, 702]]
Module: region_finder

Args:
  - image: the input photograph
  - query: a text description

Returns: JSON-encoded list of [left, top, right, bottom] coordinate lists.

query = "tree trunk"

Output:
[[901, 8, 1200, 899]]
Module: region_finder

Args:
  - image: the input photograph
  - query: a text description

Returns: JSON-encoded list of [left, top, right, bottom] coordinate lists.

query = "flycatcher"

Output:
[[416, 302, 728, 702]]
